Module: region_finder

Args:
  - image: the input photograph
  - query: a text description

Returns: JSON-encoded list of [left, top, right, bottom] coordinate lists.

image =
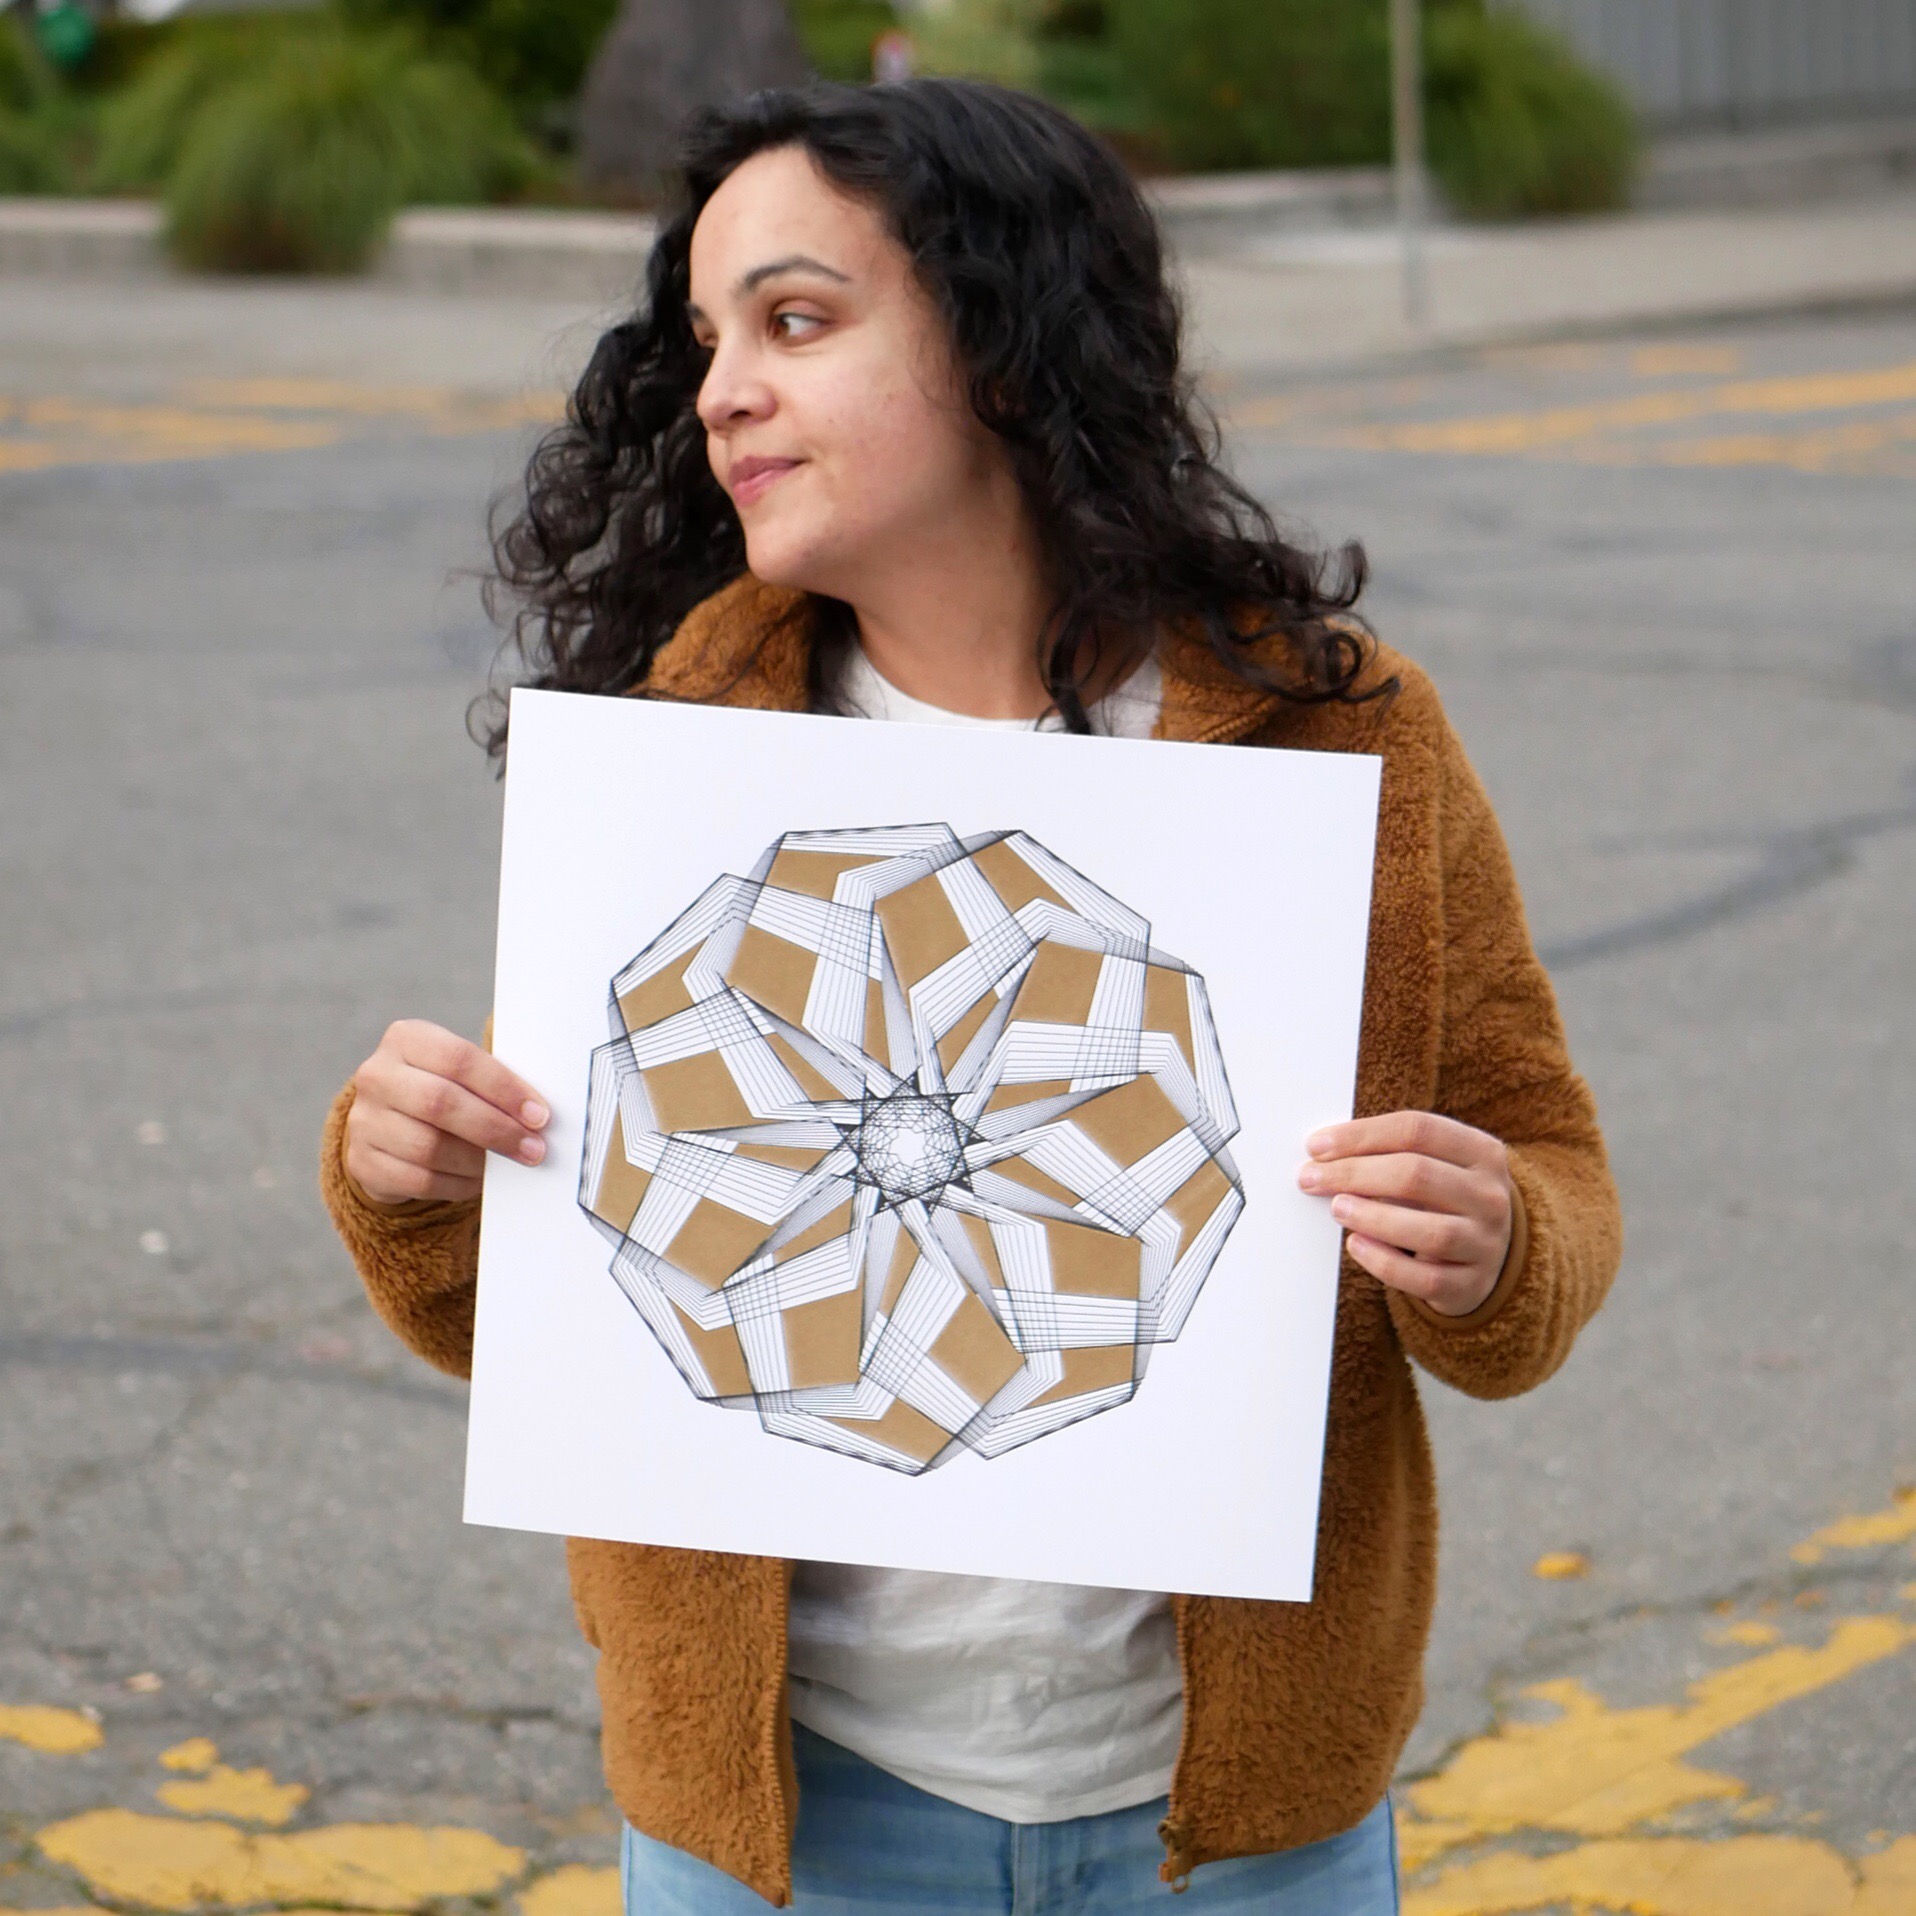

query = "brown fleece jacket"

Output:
[[320, 575, 1621, 1904]]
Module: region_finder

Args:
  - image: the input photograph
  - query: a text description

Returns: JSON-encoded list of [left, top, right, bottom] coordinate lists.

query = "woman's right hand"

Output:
[[344, 1019, 549, 1206]]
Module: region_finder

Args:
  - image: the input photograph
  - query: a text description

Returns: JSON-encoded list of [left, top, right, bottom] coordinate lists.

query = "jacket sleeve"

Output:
[[1386, 711, 1623, 1399], [319, 1083, 482, 1381]]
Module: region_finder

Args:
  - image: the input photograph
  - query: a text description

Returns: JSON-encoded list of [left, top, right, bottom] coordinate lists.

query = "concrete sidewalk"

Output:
[[1185, 192, 1916, 379], [3, 191, 1915, 389]]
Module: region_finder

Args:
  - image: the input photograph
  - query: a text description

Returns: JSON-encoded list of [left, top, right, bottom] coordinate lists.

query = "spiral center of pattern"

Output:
[[846, 1089, 971, 1207]]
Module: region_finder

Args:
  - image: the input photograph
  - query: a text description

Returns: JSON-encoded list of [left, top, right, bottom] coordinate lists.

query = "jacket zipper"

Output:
[[765, 1561, 797, 1906], [1157, 1593, 1197, 1891]]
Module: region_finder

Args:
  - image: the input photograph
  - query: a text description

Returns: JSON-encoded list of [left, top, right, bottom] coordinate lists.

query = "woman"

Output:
[[323, 80, 1620, 1915]]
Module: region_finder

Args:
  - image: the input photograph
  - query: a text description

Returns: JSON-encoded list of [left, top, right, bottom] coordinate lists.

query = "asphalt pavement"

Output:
[[2, 261, 1913, 1916]]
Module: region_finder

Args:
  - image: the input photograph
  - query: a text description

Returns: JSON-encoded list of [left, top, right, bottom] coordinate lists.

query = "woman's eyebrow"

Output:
[[734, 254, 852, 297]]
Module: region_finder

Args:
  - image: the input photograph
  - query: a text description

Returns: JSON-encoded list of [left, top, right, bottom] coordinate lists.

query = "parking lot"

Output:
[[2, 274, 1912, 1914]]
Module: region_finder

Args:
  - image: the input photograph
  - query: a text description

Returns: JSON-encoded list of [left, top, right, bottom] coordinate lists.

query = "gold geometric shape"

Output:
[[1043, 1216, 1143, 1299], [641, 1050, 753, 1134], [667, 1199, 772, 1288], [725, 924, 817, 1027]]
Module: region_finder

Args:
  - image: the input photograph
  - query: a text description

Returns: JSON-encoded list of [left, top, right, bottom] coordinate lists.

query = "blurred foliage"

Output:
[[1426, 5, 1636, 215], [1029, 0, 1150, 136], [93, 18, 259, 191], [905, 0, 1043, 89], [1100, 0, 1634, 207], [0, 9, 81, 190], [52, 15, 157, 94], [146, 23, 536, 270], [33, 1, 95, 69], [792, 0, 897, 83], [0, 10, 53, 112], [1, 0, 1638, 230], [0, 104, 69, 189], [1106, 0, 1389, 169], [898, 0, 1145, 132], [335, 0, 618, 122]]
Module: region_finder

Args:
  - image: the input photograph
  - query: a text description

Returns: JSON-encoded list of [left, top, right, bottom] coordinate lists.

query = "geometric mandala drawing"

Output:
[[579, 824, 1245, 1475]]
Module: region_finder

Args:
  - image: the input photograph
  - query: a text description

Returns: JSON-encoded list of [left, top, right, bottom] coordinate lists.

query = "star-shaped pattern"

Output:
[[580, 825, 1245, 1473]]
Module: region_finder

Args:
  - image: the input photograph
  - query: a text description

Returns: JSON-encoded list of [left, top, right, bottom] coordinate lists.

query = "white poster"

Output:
[[465, 689, 1380, 1602]]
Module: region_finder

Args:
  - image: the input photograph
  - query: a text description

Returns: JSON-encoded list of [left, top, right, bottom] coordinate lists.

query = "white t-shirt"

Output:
[[785, 642, 1180, 1825]]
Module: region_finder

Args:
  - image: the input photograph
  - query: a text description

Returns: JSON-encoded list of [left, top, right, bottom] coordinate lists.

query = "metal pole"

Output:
[[1390, 0, 1429, 329]]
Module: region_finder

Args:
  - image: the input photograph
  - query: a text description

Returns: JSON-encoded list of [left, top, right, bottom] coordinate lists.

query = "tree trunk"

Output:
[[579, 0, 811, 198]]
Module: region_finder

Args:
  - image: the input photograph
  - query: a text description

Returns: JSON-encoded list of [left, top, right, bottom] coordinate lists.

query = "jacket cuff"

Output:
[[1407, 1172, 1529, 1333], [321, 1084, 481, 1238]]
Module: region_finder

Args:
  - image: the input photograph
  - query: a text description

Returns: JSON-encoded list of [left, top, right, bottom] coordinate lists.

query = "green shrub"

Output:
[[163, 26, 535, 273], [1026, 0, 1150, 134], [1106, 0, 1389, 170], [0, 106, 69, 191], [1426, 6, 1636, 216], [0, 12, 85, 191], [1033, 36, 1150, 134], [93, 24, 256, 191], [907, 0, 1044, 89], [32, 1, 95, 71], [0, 12, 51, 113], [791, 0, 898, 83], [337, 0, 619, 120]]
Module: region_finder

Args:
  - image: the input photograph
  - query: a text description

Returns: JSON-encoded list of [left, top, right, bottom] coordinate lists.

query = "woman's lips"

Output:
[[729, 457, 800, 507]]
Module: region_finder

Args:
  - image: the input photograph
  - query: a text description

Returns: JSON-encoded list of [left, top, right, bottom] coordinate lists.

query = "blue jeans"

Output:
[[621, 1723, 1400, 1913]]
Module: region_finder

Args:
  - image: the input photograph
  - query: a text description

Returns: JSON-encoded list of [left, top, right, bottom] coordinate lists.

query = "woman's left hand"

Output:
[[1297, 1111, 1516, 1317]]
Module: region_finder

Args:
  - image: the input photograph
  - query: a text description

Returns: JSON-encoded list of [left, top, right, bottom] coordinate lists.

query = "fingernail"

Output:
[[1330, 1194, 1355, 1221], [518, 1135, 546, 1164], [1297, 1164, 1324, 1191], [522, 1100, 549, 1129], [1306, 1130, 1335, 1157]]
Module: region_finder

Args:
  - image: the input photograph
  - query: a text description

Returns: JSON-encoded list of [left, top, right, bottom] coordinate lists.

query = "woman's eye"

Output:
[[773, 310, 825, 340]]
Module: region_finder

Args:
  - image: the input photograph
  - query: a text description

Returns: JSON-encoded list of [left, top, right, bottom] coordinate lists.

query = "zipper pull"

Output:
[[1157, 1815, 1194, 1892]]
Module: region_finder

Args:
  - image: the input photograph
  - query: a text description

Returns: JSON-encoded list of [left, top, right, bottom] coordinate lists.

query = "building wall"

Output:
[[1514, 0, 1916, 127]]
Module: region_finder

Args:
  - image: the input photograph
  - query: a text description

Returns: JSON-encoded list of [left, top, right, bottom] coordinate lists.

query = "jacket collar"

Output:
[[643, 573, 1290, 746]]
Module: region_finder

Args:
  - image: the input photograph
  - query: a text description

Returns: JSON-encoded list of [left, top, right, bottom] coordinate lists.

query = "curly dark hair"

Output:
[[481, 77, 1379, 755]]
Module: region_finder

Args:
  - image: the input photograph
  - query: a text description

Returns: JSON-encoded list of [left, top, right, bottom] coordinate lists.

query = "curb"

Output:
[[0, 199, 662, 302], [1641, 113, 1916, 209], [2, 115, 1913, 300]]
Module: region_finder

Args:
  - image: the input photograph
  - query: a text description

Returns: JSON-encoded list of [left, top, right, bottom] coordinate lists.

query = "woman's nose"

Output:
[[695, 339, 773, 434]]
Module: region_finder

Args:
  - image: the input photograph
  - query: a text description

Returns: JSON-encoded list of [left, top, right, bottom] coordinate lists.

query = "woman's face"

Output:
[[687, 144, 1013, 597]]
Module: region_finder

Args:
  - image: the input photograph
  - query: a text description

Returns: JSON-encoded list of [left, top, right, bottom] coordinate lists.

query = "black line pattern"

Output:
[[579, 826, 1245, 1475]]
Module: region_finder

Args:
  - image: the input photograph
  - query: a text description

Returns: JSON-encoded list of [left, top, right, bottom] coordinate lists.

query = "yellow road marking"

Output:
[[1405, 1832, 1916, 1916], [1229, 352, 1916, 474], [1405, 1612, 1911, 1851], [0, 378, 563, 476], [1709, 1619, 1783, 1647], [1532, 1550, 1590, 1579], [1399, 1485, 1916, 1887], [520, 1863, 622, 1916], [12, 1487, 1916, 1911], [1562, 410, 1916, 475], [181, 378, 562, 431], [0, 441, 99, 474], [35, 1808, 525, 1912], [156, 1761, 309, 1825], [1632, 344, 1746, 378], [17, 397, 344, 454], [1795, 1485, 1916, 1562], [0, 1703, 103, 1754], [1343, 359, 1916, 456], [1480, 343, 1609, 374]]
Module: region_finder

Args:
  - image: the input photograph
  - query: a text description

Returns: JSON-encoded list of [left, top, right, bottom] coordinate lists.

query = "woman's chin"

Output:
[[740, 526, 854, 598]]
